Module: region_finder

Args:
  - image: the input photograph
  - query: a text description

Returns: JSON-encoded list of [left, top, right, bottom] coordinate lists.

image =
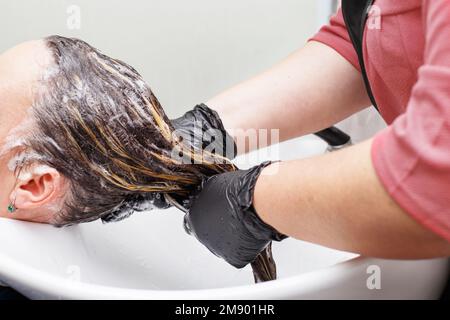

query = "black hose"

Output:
[[314, 126, 351, 147]]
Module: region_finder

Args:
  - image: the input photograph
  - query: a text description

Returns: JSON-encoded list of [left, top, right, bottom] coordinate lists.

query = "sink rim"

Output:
[[1, 240, 448, 299], [0, 249, 364, 299]]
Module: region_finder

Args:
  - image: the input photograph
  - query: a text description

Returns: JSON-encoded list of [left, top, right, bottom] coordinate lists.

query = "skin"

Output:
[[0, 39, 448, 259], [208, 41, 450, 258], [209, 41, 371, 152], [0, 40, 65, 223]]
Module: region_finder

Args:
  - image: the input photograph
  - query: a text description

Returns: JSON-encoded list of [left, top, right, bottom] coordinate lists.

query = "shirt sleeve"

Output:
[[371, 0, 450, 242], [309, 8, 360, 71]]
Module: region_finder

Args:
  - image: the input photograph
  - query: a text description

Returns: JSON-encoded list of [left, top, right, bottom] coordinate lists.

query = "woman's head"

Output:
[[0, 36, 232, 226]]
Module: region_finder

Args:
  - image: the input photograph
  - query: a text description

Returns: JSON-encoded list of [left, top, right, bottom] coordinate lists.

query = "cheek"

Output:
[[21, 208, 56, 224], [0, 157, 16, 215]]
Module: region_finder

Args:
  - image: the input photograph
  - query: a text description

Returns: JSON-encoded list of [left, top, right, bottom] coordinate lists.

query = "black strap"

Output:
[[315, 126, 351, 146], [341, 0, 379, 111]]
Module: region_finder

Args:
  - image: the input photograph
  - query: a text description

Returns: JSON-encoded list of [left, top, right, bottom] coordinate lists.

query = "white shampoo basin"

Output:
[[0, 136, 448, 299]]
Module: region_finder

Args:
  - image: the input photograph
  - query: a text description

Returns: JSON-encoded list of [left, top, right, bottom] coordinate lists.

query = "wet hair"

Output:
[[21, 35, 234, 226], [10, 35, 277, 283]]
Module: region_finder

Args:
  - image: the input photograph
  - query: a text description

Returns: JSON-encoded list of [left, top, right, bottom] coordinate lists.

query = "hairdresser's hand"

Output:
[[171, 104, 237, 160], [184, 162, 287, 268]]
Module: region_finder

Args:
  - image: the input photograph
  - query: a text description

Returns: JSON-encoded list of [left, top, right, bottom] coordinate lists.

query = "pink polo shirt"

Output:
[[312, 0, 450, 242]]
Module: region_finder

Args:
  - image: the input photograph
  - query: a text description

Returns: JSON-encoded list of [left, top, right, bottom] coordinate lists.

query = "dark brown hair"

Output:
[[16, 36, 276, 283], [23, 35, 234, 226]]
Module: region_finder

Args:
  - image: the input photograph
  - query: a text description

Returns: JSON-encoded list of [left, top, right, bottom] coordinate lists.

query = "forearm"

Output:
[[207, 41, 371, 151], [253, 139, 450, 258]]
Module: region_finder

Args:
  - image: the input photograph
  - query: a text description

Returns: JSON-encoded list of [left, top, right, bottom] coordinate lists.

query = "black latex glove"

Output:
[[104, 104, 237, 219], [171, 103, 237, 160], [184, 161, 287, 268], [154, 103, 237, 210]]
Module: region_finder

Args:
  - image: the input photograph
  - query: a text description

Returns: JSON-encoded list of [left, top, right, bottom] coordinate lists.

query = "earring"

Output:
[[7, 193, 17, 213], [9, 166, 22, 214], [7, 203, 16, 213]]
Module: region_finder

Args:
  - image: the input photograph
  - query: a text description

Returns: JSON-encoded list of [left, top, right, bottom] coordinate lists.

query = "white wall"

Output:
[[0, 0, 324, 117]]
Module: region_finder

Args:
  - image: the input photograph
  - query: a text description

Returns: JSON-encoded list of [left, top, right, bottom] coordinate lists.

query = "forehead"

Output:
[[0, 40, 52, 121], [0, 40, 53, 108], [0, 40, 54, 150]]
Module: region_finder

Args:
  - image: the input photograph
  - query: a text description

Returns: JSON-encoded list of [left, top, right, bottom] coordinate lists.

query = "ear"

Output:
[[12, 165, 63, 210]]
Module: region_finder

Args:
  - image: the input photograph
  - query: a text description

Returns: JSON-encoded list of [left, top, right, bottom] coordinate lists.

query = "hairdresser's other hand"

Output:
[[171, 104, 237, 160], [184, 162, 287, 268]]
